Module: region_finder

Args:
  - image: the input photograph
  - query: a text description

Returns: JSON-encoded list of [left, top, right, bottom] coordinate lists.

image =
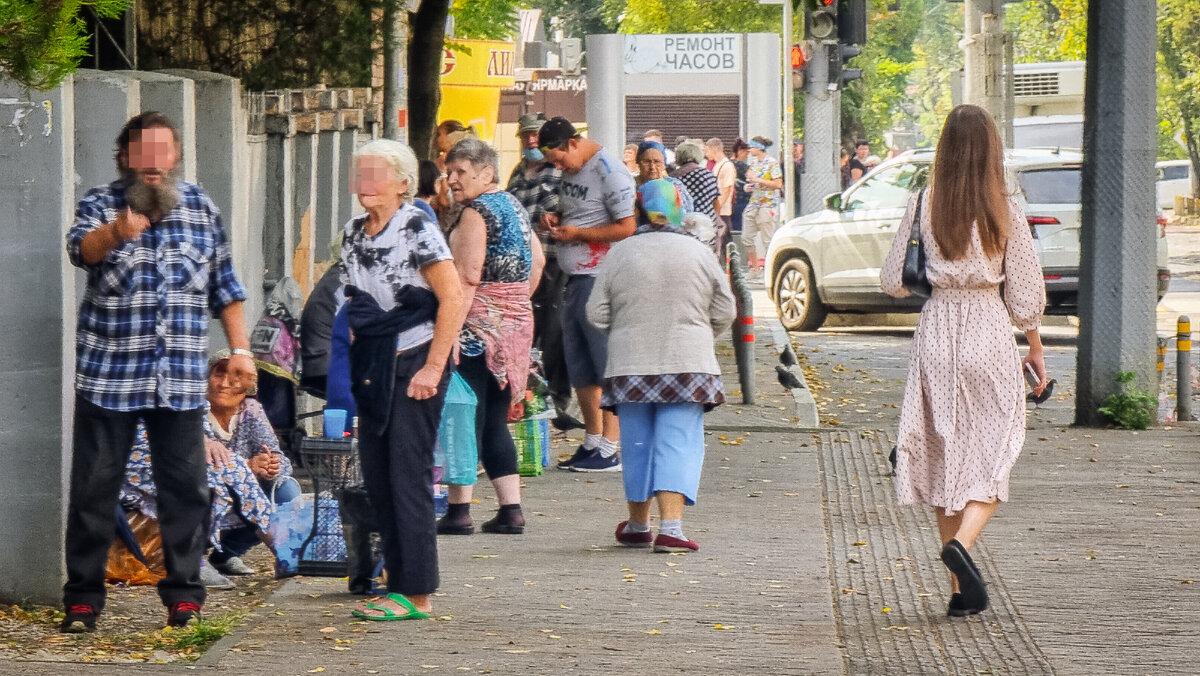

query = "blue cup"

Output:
[[323, 408, 348, 438]]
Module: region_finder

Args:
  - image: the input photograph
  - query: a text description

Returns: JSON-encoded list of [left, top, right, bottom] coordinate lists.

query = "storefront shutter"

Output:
[[624, 95, 741, 146]]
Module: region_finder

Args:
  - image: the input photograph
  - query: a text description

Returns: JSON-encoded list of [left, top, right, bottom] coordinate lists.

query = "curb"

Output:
[[763, 315, 821, 428], [191, 578, 306, 667]]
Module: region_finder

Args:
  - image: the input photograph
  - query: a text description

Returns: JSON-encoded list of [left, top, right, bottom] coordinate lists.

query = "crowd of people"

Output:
[[61, 107, 1011, 632]]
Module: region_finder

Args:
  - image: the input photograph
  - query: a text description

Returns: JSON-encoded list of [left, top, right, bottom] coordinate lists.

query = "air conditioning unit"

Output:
[[1013, 61, 1084, 116], [523, 41, 552, 69]]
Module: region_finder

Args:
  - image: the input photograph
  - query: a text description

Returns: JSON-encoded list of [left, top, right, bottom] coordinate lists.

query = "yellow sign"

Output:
[[439, 39, 516, 142]]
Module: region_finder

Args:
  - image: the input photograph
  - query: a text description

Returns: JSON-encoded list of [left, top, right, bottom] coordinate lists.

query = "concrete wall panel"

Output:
[[0, 78, 76, 604]]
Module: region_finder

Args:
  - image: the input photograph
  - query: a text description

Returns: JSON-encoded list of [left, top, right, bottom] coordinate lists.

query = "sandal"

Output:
[[350, 593, 431, 621]]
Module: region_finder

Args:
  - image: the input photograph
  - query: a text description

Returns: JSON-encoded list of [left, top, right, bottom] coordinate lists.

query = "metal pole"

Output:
[[382, 0, 406, 140], [1178, 317, 1191, 422], [727, 243, 757, 405], [781, 0, 795, 223], [799, 42, 840, 216]]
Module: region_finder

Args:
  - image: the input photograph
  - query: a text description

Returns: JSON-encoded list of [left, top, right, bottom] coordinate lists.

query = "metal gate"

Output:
[[624, 95, 741, 145]]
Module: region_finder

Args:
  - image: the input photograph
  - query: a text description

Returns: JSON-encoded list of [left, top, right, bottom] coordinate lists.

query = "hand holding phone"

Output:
[[1024, 362, 1041, 389]]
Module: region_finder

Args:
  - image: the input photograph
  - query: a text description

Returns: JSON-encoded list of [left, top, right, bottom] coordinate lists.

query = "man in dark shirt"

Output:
[[849, 139, 870, 183]]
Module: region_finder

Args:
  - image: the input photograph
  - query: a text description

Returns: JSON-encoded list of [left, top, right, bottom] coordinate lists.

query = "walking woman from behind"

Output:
[[438, 138, 544, 535], [588, 179, 735, 552], [341, 139, 464, 621], [880, 105, 1047, 618]]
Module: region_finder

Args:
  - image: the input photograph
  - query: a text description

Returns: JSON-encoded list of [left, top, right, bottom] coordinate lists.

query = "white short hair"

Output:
[[675, 140, 706, 166], [354, 139, 418, 202]]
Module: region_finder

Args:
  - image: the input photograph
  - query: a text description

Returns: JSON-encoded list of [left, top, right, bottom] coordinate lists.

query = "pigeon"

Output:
[[775, 364, 805, 390], [779, 348, 797, 367]]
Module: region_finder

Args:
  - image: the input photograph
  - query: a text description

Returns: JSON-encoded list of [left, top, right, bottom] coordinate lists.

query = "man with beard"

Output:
[[61, 112, 255, 633]]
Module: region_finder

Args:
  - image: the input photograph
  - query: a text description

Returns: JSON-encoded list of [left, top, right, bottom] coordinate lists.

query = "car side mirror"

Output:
[[823, 193, 842, 211]]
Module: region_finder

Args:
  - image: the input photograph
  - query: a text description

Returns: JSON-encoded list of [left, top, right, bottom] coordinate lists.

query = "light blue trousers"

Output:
[[616, 402, 706, 506]]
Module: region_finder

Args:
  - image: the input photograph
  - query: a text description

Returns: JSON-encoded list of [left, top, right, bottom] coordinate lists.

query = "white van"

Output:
[[1158, 160, 1193, 210]]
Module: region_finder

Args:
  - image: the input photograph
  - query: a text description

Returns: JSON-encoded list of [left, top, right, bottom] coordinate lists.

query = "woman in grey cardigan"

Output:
[[586, 179, 736, 552]]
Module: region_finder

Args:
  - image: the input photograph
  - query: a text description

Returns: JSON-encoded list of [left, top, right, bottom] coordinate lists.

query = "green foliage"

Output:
[[1158, 0, 1200, 181], [615, 0, 781, 35], [1097, 371, 1158, 430], [138, 0, 384, 90], [528, 0, 622, 40], [0, 0, 128, 90], [451, 0, 520, 40], [157, 612, 246, 652]]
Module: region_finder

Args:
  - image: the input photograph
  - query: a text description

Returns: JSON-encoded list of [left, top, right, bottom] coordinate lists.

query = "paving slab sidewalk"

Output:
[[6, 317, 840, 676]]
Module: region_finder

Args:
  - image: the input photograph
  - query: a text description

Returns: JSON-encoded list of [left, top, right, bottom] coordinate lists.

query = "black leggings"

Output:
[[458, 353, 519, 480]]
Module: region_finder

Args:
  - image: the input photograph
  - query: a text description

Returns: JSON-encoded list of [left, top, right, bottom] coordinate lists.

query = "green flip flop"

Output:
[[351, 593, 430, 621]]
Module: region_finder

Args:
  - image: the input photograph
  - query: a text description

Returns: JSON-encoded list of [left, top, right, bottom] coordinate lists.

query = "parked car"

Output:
[[766, 148, 1171, 331], [1157, 159, 1193, 210]]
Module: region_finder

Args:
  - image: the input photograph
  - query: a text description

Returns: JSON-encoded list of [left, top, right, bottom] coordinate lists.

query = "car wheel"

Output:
[[774, 257, 826, 332]]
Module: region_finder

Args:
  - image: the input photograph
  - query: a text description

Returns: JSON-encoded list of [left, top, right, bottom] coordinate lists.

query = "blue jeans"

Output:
[[209, 476, 300, 563], [616, 402, 706, 506]]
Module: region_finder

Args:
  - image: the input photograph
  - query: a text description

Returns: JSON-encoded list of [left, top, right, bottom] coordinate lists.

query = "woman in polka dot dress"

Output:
[[881, 105, 1048, 618]]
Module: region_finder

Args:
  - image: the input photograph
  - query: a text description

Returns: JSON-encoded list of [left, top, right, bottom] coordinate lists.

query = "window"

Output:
[[1160, 165, 1190, 181], [1018, 168, 1081, 205], [844, 163, 927, 211]]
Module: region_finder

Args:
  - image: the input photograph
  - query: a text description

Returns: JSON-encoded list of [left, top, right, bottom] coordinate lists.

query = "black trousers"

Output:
[[531, 258, 571, 410], [457, 353, 519, 482], [356, 345, 448, 596], [64, 397, 209, 611]]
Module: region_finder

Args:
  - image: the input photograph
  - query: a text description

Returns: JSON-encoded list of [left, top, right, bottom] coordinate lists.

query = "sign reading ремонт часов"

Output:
[[623, 34, 742, 74]]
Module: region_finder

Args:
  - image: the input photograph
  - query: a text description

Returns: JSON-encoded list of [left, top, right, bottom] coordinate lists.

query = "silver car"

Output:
[[766, 148, 1170, 331]]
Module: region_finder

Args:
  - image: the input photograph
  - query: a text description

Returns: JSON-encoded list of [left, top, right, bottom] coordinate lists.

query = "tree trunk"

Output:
[[407, 0, 450, 161], [1183, 113, 1200, 199]]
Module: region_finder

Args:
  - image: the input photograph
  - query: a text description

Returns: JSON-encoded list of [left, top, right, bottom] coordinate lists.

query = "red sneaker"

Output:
[[653, 533, 699, 553], [60, 604, 98, 633], [614, 521, 653, 548], [167, 602, 202, 628]]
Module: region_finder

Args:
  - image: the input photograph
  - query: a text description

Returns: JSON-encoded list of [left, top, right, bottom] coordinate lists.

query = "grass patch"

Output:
[[151, 610, 247, 654]]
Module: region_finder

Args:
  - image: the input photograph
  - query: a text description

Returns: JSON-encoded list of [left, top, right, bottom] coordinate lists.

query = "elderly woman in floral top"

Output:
[[586, 179, 735, 552], [121, 350, 297, 586]]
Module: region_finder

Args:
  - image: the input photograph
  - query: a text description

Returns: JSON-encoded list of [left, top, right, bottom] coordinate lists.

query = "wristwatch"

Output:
[[231, 348, 254, 358]]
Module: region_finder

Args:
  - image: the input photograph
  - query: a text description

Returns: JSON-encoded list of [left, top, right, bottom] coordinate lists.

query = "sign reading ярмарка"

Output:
[[623, 34, 742, 74]]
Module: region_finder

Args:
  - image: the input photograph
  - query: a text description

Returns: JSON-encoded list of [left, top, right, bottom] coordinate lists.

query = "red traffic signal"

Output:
[[819, 0, 835, 5], [791, 44, 805, 69]]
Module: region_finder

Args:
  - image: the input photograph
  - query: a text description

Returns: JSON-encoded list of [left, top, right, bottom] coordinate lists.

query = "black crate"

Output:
[[295, 436, 358, 577]]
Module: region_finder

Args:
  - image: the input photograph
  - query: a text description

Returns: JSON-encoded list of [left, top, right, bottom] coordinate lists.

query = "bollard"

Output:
[[726, 243, 757, 405], [1178, 316, 1192, 422], [1157, 335, 1168, 395]]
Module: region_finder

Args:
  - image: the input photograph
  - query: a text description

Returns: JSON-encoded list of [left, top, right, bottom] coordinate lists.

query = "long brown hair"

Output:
[[930, 105, 1010, 259]]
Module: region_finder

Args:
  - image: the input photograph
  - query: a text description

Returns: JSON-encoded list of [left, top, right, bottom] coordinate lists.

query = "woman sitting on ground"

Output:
[[121, 350, 298, 588], [587, 178, 735, 552]]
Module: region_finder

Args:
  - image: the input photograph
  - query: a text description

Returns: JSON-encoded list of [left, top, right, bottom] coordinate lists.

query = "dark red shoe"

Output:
[[167, 602, 202, 628], [615, 521, 653, 548], [60, 604, 98, 633], [653, 533, 699, 553]]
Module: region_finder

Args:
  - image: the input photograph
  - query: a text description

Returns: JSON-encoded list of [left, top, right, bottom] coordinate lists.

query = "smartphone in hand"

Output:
[[1024, 362, 1041, 389]]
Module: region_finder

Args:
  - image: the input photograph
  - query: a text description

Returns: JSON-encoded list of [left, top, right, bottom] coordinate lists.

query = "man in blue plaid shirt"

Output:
[[60, 112, 255, 633]]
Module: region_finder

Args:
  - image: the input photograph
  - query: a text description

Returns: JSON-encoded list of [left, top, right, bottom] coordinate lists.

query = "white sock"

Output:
[[583, 433, 603, 450], [623, 520, 650, 534], [659, 519, 684, 539], [598, 436, 618, 458]]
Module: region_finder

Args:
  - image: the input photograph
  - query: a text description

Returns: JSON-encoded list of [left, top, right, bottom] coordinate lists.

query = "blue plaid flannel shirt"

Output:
[[67, 180, 247, 412]]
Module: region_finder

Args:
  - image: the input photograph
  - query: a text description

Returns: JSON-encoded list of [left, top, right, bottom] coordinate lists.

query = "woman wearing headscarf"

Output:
[[634, 141, 694, 218], [671, 140, 723, 255], [881, 105, 1047, 617], [587, 179, 736, 552], [436, 137, 545, 536]]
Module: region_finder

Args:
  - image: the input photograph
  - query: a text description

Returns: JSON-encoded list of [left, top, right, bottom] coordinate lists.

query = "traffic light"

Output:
[[837, 44, 863, 87], [839, 0, 867, 46], [806, 0, 837, 42], [791, 43, 806, 89]]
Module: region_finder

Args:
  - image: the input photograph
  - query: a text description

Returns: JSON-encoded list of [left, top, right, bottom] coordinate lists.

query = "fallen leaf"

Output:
[[644, 629, 662, 635], [308, 669, 326, 673], [319, 627, 338, 633], [472, 555, 498, 559]]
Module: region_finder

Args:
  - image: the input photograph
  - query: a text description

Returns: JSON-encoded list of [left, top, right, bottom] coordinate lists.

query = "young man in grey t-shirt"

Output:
[[539, 118, 637, 473]]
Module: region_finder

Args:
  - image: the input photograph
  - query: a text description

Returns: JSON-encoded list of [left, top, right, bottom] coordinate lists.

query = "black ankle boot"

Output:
[[481, 504, 525, 534], [436, 503, 474, 535]]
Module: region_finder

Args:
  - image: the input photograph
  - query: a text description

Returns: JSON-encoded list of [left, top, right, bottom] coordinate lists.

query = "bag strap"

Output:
[[909, 188, 926, 244]]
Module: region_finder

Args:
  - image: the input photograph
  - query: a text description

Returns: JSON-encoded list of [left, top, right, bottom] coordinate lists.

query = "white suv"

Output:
[[766, 148, 1170, 331]]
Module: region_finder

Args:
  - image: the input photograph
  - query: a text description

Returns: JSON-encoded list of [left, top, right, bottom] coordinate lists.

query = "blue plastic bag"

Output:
[[439, 372, 478, 486], [267, 493, 346, 578]]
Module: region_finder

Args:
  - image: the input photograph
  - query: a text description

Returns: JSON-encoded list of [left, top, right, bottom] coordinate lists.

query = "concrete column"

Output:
[[113, 70, 197, 182], [745, 34, 782, 143], [0, 78, 76, 604], [585, 34, 625, 150], [1074, 0, 1158, 425], [71, 70, 140, 198], [338, 128, 359, 226], [292, 131, 319, 293], [801, 43, 841, 216], [264, 132, 296, 287], [316, 129, 342, 261]]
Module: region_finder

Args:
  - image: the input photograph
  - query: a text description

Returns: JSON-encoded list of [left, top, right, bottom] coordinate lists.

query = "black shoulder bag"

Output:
[[901, 188, 932, 297]]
